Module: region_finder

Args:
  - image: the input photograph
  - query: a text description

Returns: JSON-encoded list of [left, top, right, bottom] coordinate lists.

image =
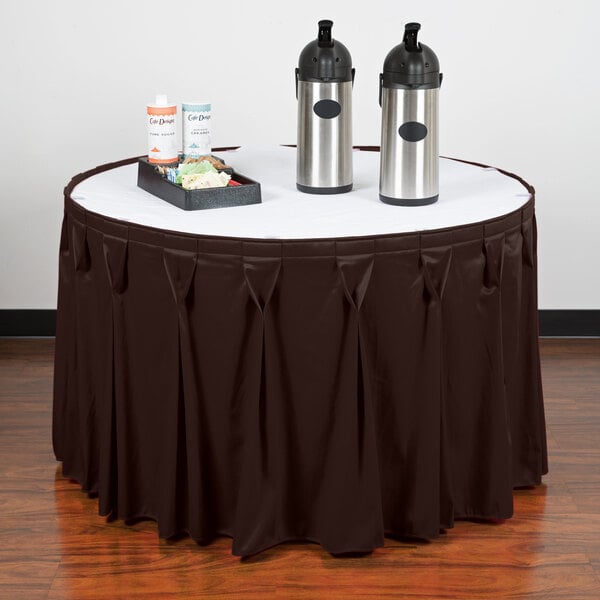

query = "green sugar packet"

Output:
[[176, 160, 217, 184]]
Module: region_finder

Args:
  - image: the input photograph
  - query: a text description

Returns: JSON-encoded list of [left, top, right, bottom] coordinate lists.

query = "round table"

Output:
[[53, 145, 547, 557]]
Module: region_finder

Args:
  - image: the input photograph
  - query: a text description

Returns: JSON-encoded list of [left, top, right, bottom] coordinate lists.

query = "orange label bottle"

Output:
[[147, 95, 178, 164]]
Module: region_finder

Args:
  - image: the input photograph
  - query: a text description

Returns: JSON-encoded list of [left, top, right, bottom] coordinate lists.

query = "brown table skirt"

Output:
[[53, 154, 546, 556]]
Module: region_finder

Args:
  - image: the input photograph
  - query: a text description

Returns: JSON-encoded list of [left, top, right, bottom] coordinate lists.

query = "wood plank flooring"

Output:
[[0, 338, 599, 599]]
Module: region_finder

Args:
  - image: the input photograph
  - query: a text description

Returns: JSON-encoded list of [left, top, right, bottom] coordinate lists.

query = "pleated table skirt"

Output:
[[53, 157, 547, 556]]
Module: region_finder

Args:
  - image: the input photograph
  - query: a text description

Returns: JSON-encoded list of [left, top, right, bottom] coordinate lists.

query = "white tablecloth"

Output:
[[71, 145, 531, 240]]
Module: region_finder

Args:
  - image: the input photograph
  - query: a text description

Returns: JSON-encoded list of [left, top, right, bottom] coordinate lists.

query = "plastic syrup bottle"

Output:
[[147, 94, 178, 164], [182, 102, 212, 158]]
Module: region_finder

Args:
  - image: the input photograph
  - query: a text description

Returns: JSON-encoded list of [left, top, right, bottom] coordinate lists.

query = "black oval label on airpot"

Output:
[[313, 99, 341, 119], [399, 122, 428, 142]]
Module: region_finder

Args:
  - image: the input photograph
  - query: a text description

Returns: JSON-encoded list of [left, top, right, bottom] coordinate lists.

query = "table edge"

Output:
[[63, 146, 535, 250]]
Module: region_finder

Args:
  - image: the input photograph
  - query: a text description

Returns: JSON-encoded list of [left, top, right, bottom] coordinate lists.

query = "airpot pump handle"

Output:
[[318, 20, 334, 47], [403, 22, 421, 51]]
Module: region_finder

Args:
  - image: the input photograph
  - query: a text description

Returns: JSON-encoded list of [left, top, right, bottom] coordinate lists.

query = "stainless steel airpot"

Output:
[[379, 23, 442, 205], [296, 20, 354, 194]]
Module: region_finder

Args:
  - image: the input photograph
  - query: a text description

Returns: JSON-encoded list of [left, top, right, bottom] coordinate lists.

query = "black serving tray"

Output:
[[137, 157, 262, 211]]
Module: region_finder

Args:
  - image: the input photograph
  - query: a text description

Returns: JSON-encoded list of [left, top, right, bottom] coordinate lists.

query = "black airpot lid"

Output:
[[297, 20, 354, 83], [381, 23, 441, 89]]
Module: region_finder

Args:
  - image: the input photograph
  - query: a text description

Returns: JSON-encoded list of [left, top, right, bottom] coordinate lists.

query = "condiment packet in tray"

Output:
[[156, 155, 234, 190]]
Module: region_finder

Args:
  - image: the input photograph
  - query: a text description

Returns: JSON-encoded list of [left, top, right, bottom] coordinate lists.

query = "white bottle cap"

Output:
[[155, 94, 168, 106]]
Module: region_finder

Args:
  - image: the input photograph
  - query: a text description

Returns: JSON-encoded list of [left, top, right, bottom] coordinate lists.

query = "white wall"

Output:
[[1, 0, 598, 309]]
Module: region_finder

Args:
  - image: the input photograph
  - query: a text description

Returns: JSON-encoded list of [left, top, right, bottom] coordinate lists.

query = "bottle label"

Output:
[[182, 104, 211, 158], [147, 105, 178, 164]]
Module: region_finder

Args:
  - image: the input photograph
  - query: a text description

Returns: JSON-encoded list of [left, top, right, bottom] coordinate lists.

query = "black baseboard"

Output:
[[0, 309, 599, 337], [0, 310, 57, 336], [538, 310, 600, 337]]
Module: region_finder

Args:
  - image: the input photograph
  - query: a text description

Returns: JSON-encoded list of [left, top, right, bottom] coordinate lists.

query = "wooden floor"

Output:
[[0, 339, 599, 599]]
